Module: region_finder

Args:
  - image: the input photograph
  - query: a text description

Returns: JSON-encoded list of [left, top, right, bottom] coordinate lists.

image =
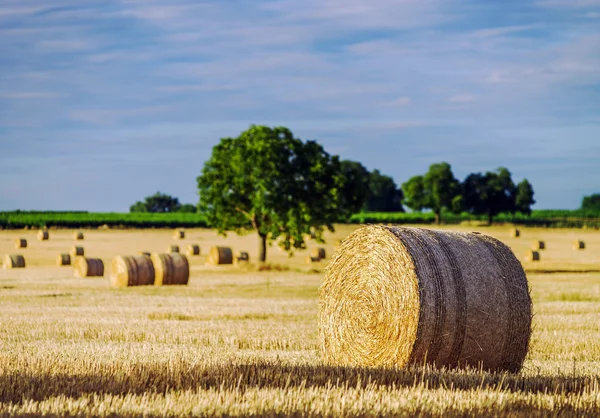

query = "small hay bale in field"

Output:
[[167, 245, 180, 253], [573, 240, 585, 250], [206, 246, 233, 265], [74, 257, 104, 277], [70, 246, 84, 257], [234, 251, 250, 265], [306, 256, 321, 264], [3, 254, 25, 269], [150, 253, 189, 285], [311, 247, 326, 260], [320, 225, 532, 373], [139, 251, 151, 257], [74, 231, 84, 240], [510, 228, 520, 238], [57, 253, 71, 266], [524, 250, 540, 262], [38, 230, 49, 241], [173, 229, 185, 240], [110, 255, 155, 288], [14, 238, 27, 249], [532, 241, 545, 250], [186, 244, 200, 256]]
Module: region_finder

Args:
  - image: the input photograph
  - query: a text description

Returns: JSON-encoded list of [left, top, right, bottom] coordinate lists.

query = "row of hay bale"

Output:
[[13, 230, 84, 248], [111, 253, 189, 287], [523, 239, 587, 262], [162, 244, 201, 256]]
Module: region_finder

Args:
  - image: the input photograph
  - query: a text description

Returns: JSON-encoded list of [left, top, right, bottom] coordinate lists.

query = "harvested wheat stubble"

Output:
[[206, 246, 233, 265], [173, 229, 185, 240], [524, 250, 540, 262], [3, 254, 25, 269], [150, 253, 189, 286], [320, 225, 532, 373], [37, 230, 49, 241], [186, 244, 200, 256], [573, 240, 585, 250], [234, 251, 250, 265], [56, 253, 71, 266], [510, 228, 520, 238], [110, 255, 155, 287], [73, 257, 104, 277], [168, 245, 180, 253], [74, 231, 84, 240], [14, 238, 27, 249], [311, 247, 326, 260], [532, 241, 545, 250], [70, 246, 84, 257]]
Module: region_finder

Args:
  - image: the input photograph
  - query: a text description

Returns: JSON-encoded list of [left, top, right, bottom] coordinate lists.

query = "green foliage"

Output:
[[515, 179, 535, 216], [365, 169, 404, 212], [582, 193, 600, 211], [402, 175, 426, 212], [197, 125, 345, 262], [130, 192, 181, 213], [339, 160, 371, 216], [178, 203, 198, 213]]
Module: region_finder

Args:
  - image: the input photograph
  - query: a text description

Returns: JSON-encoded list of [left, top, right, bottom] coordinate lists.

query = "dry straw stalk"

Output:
[[3, 254, 25, 269], [150, 253, 189, 286], [110, 255, 155, 287], [320, 225, 532, 373]]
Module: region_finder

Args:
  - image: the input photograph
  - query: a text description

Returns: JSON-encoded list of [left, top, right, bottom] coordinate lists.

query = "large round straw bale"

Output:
[[14, 238, 27, 249], [186, 244, 201, 256], [110, 255, 155, 288], [320, 225, 532, 373], [74, 231, 84, 240], [70, 246, 84, 257], [38, 230, 49, 241], [524, 250, 540, 262], [311, 247, 326, 260], [234, 251, 250, 265], [173, 229, 185, 240], [57, 253, 71, 266], [167, 245, 180, 253], [150, 253, 189, 285], [3, 254, 25, 269], [532, 241, 545, 250], [573, 240, 585, 250], [206, 246, 233, 265], [74, 257, 104, 277], [510, 228, 520, 238]]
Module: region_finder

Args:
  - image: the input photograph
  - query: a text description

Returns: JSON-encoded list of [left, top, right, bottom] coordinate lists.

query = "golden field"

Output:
[[0, 225, 599, 417]]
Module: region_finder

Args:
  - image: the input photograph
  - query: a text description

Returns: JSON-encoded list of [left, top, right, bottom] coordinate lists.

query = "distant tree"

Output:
[[365, 169, 404, 212], [339, 160, 371, 216], [401, 175, 426, 212], [581, 193, 600, 211], [515, 179, 535, 216], [178, 203, 198, 213], [130, 192, 181, 213], [461, 167, 517, 225], [197, 125, 345, 262]]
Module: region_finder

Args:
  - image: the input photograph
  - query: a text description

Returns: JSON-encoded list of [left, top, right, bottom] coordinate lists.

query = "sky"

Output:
[[0, 0, 599, 211]]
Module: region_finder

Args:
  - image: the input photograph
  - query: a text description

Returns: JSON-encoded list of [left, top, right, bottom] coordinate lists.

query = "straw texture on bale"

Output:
[[320, 225, 532, 373], [311, 247, 326, 260], [74, 231, 84, 240], [150, 253, 189, 286], [74, 257, 104, 277], [510, 228, 520, 238], [57, 253, 71, 266], [306, 256, 321, 264], [70, 246, 84, 257], [3, 254, 25, 269], [173, 229, 185, 239], [206, 246, 233, 265], [110, 255, 155, 288], [573, 240, 585, 250], [14, 238, 27, 249], [234, 251, 250, 265], [168, 245, 180, 253], [524, 250, 540, 262], [38, 230, 49, 241], [532, 241, 545, 250], [186, 244, 201, 256]]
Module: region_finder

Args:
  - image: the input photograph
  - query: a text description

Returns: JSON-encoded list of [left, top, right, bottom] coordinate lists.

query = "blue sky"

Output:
[[1, 0, 599, 211]]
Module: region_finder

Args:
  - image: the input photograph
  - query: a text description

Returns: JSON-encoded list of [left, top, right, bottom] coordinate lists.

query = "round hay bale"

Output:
[[70, 246, 84, 257], [206, 246, 233, 265], [14, 238, 27, 249], [167, 245, 180, 253], [234, 251, 250, 265], [532, 241, 545, 250], [38, 230, 49, 241], [311, 247, 326, 260], [57, 253, 71, 266], [186, 244, 200, 256], [320, 225, 532, 373], [74, 231, 84, 240], [524, 250, 540, 262], [173, 229, 185, 240], [510, 228, 520, 238], [573, 240, 585, 250], [139, 251, 151, 257], [110, 255, 155, 288], [150, 253, 189, 286], [74, 257, 104, 277], [306, 256, 321, 264], [3, 254, 25, 269]]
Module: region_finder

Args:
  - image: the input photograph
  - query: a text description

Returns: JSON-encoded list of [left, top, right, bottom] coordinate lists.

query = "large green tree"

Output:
[[365, 169, 404, 212], [515, 179, 535, 215], [130, 192, 181, 213], [197, 125, 345, 262], [581, 193, 600, 211], [339, 160, 371, 216]]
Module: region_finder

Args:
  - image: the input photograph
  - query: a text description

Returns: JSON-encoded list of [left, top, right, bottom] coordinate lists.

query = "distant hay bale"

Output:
[[311, 247, 326, 260], [306, 256, 321, 264], [74, 257, 104, 277], [139, 251, 151, 257], [573, 240, 585, 250], [150, 253, 189, 286], [234, 251, 250, 265], [110, 255, 155, 288], [510, 228, 520, 238], [206, 246, 233, 265], [524, 250, 540, 262], [74, 231, 84, 240], [320, 225, 532, 373], [14, 238, 27, 249], [186, 244, 200, 256], [3, 254, 25, 269], [38, 230, 49, 241], [532, 241, 545, 250], [57, 253, 71, 266], [70, 246, 84, 257], [173, 229, 185, 240], [168, 245, 180, 253]]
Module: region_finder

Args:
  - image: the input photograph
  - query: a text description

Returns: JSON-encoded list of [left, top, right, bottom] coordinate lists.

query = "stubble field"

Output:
[[0, 225, 599, 417]]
